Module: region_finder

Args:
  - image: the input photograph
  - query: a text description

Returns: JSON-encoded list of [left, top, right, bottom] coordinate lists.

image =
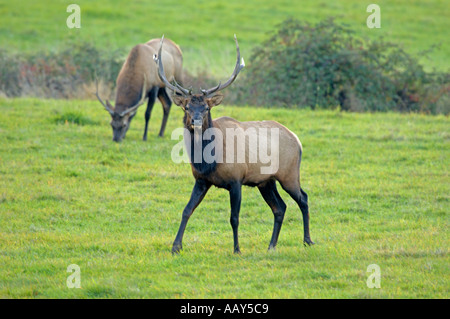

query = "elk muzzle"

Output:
[[193, 119, 203, 144], [112, 128, 124, 142]]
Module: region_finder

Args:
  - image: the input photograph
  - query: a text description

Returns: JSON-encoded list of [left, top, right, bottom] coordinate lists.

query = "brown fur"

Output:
[[154, 36, 312, 253], [171, 94, 313, 254], [195, 116, 302, 189], [99, 38, 183, 142], [114, 39, 183, 113]]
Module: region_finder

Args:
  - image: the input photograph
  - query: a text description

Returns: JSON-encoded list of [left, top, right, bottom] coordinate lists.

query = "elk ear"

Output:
[[206, 94, 224, 108], [172, 95, 187, 107]]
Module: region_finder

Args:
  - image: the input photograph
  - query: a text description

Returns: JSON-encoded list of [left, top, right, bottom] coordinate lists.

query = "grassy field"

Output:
[[0, 0, 448, 299], [0, 0, 449, 75], [0, 98, 448, 298]]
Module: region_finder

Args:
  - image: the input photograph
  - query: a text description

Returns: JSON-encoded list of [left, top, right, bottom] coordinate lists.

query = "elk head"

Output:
[[154, 35, 245, 137], [95, 75, 148, 142]]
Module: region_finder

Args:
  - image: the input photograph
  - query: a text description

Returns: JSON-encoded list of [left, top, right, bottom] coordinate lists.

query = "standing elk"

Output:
[[156, 35, 314, 254], [96, 38, 183, 142]]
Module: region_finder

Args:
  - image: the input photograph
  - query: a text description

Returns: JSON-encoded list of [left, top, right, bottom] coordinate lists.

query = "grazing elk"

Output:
[[96, 38, 183, 142], [156, 35, 313, 254]]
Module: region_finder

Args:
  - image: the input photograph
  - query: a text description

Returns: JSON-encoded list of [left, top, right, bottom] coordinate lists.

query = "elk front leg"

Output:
[[258, 180, 287, 250], [172, 179, 211, 254], [229, 183, 242, 254]]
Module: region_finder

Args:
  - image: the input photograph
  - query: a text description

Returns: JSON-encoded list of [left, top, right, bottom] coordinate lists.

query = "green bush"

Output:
[[0, 42, 219, 101], [234, 18, 449, 114], [1, 19, 448, 114], [0, 49, 22, 97], [0, 43, 125, 99]]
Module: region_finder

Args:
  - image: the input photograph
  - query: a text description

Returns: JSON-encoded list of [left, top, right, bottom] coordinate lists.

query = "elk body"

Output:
[[96, 38, 183, 142], [156, 36, 314, 254]]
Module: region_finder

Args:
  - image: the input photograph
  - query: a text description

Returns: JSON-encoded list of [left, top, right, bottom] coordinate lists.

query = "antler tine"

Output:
[[120, 74, 148, 116], [201, 82, 221, 96], [202, 35, 245, 97], [95, 72, 115, 115], [174, 78, 193, 95], [155, 35, 190, 96]]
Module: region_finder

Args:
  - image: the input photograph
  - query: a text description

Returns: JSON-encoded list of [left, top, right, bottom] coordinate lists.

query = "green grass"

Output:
[[0, 0, 449, 75], [0, 0, 448, 299], [0, 98, 448, 298]]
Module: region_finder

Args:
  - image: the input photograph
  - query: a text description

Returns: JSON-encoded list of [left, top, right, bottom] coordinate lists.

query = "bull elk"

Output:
[[156, 35, 314, 254], [96, 38, 183, 142]]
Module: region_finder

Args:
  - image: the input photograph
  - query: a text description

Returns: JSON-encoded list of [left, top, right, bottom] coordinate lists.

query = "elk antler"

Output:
[[120, 74, 148, 116], [155, 36, 191, 96], [95, 74, 115, 115], [201, 34, 245, 97]]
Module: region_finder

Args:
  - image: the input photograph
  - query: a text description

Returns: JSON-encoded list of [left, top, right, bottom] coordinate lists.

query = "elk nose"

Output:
[[193, 119, 202, 127], [191, 119, 202, 130]]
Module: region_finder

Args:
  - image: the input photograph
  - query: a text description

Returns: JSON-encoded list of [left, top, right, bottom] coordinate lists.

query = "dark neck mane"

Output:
[[184, 114, 217, 176]]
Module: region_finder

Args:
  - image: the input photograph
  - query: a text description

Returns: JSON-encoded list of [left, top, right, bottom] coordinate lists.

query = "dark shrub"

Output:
[[0, 49, 22, 97], [0, 43, 125, 99], [233, 18, 449, 114]]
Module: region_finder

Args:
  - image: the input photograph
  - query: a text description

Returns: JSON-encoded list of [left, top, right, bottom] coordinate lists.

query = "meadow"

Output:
[[0, 98, 448, 298], [0, 0, 449, 75], [0, 0, 449, 299]]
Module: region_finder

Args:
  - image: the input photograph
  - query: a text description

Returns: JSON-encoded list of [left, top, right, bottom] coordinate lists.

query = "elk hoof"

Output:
[[172, 244, 182, 255], [234, 248, 241, 255], [303, 238, 315, 246]]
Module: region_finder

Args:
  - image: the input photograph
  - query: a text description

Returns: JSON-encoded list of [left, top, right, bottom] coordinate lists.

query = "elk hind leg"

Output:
[[258, 180, 287, 250], [143, 87, 158, 141], [157, 88, 172, 137], [279, 179, 314, 246]]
